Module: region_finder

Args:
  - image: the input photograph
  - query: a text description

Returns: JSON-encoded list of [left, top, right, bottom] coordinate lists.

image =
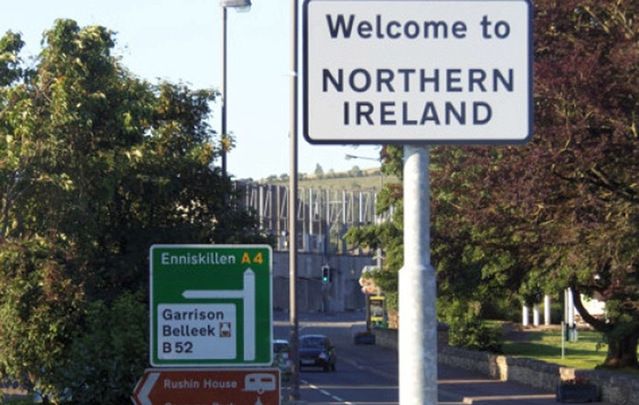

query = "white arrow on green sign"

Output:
[[149, 245, 272, 367]]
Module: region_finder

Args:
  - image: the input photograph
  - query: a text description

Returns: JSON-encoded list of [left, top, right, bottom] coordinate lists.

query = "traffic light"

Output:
[[321, 265, 331, 284]]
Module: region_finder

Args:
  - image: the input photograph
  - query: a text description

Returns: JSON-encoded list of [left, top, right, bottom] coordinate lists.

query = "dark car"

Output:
[[299, 334, 336, 372]]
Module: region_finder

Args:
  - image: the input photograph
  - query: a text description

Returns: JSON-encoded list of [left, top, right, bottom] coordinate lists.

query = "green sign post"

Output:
[[150, 245, 272, 367]]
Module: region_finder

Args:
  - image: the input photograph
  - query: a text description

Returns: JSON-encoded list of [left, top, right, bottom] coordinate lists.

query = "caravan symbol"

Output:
[[243, 373, 276, 394]]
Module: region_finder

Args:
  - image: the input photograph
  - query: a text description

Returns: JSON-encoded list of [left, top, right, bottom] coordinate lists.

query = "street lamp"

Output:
[[221, 0, 251, 8], [220, 0, 252, 176], [345, 153, 379, 162]]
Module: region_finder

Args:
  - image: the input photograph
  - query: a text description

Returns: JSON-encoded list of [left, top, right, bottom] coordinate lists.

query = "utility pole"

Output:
[[288, 0, 300, 400]]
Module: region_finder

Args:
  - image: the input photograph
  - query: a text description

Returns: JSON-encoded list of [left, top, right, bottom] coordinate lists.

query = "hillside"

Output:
[[259, 167, 397, 191]]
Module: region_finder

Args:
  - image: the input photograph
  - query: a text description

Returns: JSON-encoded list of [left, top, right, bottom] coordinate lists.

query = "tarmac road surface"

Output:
[[274, 311, 610, 404]]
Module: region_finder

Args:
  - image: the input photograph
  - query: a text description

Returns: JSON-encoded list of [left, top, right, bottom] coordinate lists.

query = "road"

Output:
[[274, 311, 582, 405], [275, 311, 396, 404]]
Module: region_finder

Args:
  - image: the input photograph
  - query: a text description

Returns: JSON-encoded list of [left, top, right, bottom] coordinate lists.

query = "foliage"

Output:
[[432, 0, 639, 367], [0, 19, 267, 402], [495, 0, 639, 367], [0, 238, 84, 396], [443, 300, 503, 353], [345, 145, 403, 311], [348, 165, 363, 177], [436, 0, 639, 366], [346, 0, 639, 369], [55, 293, 147, 404], [346, 144, 518, 316]]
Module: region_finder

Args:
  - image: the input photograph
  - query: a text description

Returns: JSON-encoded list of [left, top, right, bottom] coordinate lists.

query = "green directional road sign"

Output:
[[150, 245, 272, 367]]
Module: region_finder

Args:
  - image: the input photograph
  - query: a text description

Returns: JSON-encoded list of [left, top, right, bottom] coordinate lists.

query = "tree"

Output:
[[345, 146, 403, 319], [0, 20, 269, 401], [437, 0, 639, 367], [349, 165, 363, 177], [347, 1, 639, 367], [314, 163, 324, 178], [510, 0, 639, 368]]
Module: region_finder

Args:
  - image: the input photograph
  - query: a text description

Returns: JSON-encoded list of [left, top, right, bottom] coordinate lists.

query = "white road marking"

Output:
[[302, 379, 348, 403]]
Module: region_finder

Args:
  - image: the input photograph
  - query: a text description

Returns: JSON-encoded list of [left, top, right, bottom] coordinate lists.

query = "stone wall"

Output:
[[438, 347, 639, 405], [572, 369, 639, 405], [374, 328, 639, 405]]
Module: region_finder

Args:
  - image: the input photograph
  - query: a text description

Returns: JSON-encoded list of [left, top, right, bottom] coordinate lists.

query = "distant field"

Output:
[[266, 172, 398, 191]]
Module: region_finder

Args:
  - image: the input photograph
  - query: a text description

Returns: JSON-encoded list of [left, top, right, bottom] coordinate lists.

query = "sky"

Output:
[[0, 0, 381, 180]]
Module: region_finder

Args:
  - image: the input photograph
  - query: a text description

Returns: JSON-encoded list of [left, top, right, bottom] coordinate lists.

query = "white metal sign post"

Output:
[[303, 0, 532, 403]]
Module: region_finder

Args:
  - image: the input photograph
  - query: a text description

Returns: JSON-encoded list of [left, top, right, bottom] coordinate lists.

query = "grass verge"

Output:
[[502, 329, 608, 369]]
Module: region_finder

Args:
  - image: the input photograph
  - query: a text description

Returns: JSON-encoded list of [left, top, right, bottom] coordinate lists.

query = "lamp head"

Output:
[[221, 0, 251, 10]]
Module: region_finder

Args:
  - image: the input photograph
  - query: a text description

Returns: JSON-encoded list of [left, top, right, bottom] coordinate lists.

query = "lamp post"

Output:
[[288, 0, 300, 400], [220, 0, 251, 177]]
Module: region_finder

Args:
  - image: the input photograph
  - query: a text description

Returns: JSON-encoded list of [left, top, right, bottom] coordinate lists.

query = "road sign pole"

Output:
[[400, 145, 437, 404], [302, 2, 532, 402]]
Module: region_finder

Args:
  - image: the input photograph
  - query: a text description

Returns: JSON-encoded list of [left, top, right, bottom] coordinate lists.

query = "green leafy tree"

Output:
[[436, 0, 639, 367], [345, 146, 403, 316], [504, 0, 639, 368], [0, 20, 268, 402], [0, 238, 85, 398], [346, 144, 513, 335], [348, 165, 363, 177], [348, 1, 639, 367]]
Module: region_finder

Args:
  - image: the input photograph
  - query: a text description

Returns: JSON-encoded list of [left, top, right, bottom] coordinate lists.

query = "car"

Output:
[[299, 334, 336, 372], [272, 339, 293, 380]]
